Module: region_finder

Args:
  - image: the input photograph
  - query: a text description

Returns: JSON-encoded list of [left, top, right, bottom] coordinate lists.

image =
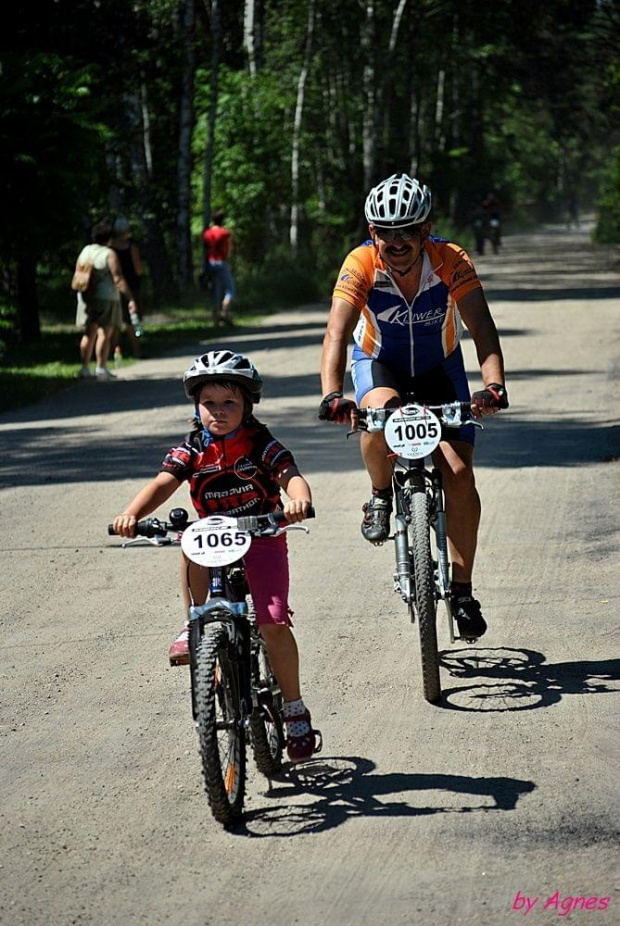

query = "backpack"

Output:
[[71, 246, 99, 302]]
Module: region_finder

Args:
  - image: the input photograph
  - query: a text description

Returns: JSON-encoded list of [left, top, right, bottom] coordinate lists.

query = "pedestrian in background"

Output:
[[202, 209, 236, 327], [74, 220, 137, 380], [110, 216, 144, 358]]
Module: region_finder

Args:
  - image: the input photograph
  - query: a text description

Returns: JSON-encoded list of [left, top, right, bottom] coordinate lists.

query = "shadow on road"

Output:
[[437, 648, 620, 713], [2, 400, 618, 489], [233, 756, 535, 837]]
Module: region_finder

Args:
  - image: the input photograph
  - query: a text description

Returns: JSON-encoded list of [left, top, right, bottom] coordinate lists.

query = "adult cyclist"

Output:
[[318, 173, 509, 640]]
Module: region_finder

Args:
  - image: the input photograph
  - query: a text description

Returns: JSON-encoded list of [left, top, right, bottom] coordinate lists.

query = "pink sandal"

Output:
[[283, 711, 323, 763], [168, 626, 190, 666]]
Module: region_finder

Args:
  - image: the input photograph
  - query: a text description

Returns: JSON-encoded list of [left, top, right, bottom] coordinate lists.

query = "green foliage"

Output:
[[594, 146, 620, 243], [3, 0, 620, 345]]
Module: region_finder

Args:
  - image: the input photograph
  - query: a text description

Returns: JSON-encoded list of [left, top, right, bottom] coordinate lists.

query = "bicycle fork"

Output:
[[392, 468, 423, 605], [429, 468, 457, 643]]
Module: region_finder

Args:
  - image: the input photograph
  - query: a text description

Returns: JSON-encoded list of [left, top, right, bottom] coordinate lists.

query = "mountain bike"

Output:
[[354, 402, 480, 704], [109, 507, 315, 827]]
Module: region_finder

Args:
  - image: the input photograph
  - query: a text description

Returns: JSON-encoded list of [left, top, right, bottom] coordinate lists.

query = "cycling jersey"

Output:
[[160, 421, 295, 518], [333, 236, 482, 377]]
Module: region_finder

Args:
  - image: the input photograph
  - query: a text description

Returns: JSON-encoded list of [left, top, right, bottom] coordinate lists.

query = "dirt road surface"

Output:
[[1, 224, 619, 926]]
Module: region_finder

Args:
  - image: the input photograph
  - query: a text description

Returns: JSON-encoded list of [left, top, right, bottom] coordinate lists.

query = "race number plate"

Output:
[[384, 404, 442, 459], [180, 516, 252, 567]]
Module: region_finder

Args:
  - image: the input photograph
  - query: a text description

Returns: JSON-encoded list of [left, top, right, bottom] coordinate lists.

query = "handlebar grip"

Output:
[[107, 518, 167, 539]]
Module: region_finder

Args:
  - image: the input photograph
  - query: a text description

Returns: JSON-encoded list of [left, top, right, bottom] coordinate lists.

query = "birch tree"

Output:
[[290, 0, 315, 252], [202, 0, 222, 236], [177, 0, 196, 288]]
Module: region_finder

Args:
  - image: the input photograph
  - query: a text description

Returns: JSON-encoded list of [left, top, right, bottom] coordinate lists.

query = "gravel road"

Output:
[[1, 223, 619, 926]]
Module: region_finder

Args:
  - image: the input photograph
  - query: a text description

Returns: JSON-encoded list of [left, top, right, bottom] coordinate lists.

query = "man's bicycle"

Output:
[[109, 507, 316, 828], [353, 402, 480, 704]]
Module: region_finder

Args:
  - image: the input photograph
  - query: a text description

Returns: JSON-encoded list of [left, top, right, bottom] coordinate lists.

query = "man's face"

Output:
[[370, 222, 431, 273]]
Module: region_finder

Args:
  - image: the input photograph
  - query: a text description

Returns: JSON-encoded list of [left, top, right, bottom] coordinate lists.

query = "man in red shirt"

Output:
[[202, 210, 236, 326]]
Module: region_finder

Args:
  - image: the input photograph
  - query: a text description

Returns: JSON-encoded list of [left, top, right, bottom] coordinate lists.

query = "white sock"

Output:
[[284, 698, 310, 736]]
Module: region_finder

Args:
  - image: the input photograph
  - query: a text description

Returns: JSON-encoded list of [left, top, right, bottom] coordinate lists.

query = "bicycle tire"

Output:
[[409, 491, 441, 703], [194, 622, 246, 826], [250, 636, 284, 777]]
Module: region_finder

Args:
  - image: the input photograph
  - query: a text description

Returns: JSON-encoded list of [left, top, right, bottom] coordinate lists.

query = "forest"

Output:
[[2, 0, 619, 346]]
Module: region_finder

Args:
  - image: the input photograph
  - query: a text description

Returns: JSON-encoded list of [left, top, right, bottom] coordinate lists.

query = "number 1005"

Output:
[[394, 421, 439, 441]]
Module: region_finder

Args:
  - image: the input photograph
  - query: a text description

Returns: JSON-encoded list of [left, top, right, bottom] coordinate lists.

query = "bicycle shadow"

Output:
[[437, 647, 620, 712], [233, 756, 535, 837]]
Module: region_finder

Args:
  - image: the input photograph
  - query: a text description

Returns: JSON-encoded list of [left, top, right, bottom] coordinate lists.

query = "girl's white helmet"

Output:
[[183, 350, 263, 402], [364, 173, 432, 227]]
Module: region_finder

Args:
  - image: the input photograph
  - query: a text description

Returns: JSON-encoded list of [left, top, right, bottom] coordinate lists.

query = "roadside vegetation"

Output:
[[2, 0, 619, 411]]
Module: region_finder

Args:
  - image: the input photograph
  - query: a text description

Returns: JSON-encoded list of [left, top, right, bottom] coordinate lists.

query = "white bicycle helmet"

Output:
[[183, 350, 263, 403], [364, 173, 432, 227]]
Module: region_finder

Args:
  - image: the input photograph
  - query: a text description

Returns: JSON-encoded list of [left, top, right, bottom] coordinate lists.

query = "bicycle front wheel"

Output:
[[194, 623, 246, 826], [409, 491, 441, 704]]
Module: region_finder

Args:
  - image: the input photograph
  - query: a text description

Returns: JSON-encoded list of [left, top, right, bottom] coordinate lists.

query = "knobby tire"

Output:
[[410, 491, 441, 703], [194, 623, 246, 826], [250, 635, 284, 777]]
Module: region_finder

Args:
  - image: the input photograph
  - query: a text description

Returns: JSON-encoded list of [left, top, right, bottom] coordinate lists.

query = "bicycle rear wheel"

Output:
[[250, 633, 284, 777], [194, 622, 246, 826], [409, 491, 441, 703]]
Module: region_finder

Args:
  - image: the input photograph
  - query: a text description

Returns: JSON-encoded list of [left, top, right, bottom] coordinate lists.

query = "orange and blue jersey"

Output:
[[333, 236, 482, 377]]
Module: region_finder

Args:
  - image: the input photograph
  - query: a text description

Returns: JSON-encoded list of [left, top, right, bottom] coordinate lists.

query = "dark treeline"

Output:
[[2, 0, 619, 343]]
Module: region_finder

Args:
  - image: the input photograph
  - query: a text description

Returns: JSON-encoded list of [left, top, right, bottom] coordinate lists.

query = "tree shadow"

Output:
[[437, 647, 620, 713], [230, 756, 535, 837], [2, 397, 618, 489], [485, 285, 620, 302]]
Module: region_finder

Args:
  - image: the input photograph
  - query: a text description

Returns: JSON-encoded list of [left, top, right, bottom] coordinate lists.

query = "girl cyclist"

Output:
[[112, 349, 320, 763]]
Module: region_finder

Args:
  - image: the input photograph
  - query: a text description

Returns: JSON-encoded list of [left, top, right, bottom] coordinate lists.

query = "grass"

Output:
[[0, 304, 267, 415]]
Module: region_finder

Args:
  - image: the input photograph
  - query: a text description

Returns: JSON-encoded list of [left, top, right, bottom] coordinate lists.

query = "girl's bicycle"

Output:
[[353, 402, 480, 704], [109, 507, 317, 828]]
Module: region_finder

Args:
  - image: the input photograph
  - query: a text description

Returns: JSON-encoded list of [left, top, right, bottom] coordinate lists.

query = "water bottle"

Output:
[[130, 310, 142, 338], [114, 345, 123, 369]]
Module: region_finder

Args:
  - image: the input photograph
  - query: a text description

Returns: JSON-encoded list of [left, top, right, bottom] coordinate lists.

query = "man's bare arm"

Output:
[[320, 296, 360, 395], [457, 288, 506, 388]]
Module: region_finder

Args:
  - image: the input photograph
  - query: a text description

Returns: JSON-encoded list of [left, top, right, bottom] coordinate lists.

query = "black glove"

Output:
[[471, 383, 509, 414], [318, 391, 357, 424]]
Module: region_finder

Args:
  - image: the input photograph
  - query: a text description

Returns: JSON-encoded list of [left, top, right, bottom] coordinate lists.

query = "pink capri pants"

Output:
[[243, 533, 292, 627]]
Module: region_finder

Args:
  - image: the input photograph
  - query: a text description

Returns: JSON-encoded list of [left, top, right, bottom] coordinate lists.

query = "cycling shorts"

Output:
[[351, 345, 475, 446]]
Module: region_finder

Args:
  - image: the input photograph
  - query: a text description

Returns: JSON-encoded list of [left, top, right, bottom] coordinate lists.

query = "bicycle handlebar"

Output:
[[354, 401, 474, 432], [108, 506, 316, 539]]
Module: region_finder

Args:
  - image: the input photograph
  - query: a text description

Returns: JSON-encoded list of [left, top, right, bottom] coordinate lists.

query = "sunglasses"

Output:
[[373, 224, 424, 242]]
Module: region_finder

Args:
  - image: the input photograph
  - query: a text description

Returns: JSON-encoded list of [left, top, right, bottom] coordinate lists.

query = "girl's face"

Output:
[[196, 382, 245, 436]]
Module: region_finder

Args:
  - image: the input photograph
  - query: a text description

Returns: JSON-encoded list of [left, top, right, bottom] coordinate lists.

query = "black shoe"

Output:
[[452, 595, 487, 641], [361, 496, 392, 544]]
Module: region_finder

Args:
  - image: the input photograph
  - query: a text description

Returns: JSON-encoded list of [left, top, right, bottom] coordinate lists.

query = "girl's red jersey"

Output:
[[160, 421, 296, 518]]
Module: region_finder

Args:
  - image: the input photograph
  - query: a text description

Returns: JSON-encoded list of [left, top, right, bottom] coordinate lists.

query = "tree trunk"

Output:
[[202, 0, 222, 243], [124, 88, 177, 303], [290, 0, 315, 253], [244, 0, 258, 79], [16, 253, 41, 343], [434, 68, 446, 152], [377, 0, 408, 172], [177, 0, 196, 288], [362, 0, 376, 192]]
